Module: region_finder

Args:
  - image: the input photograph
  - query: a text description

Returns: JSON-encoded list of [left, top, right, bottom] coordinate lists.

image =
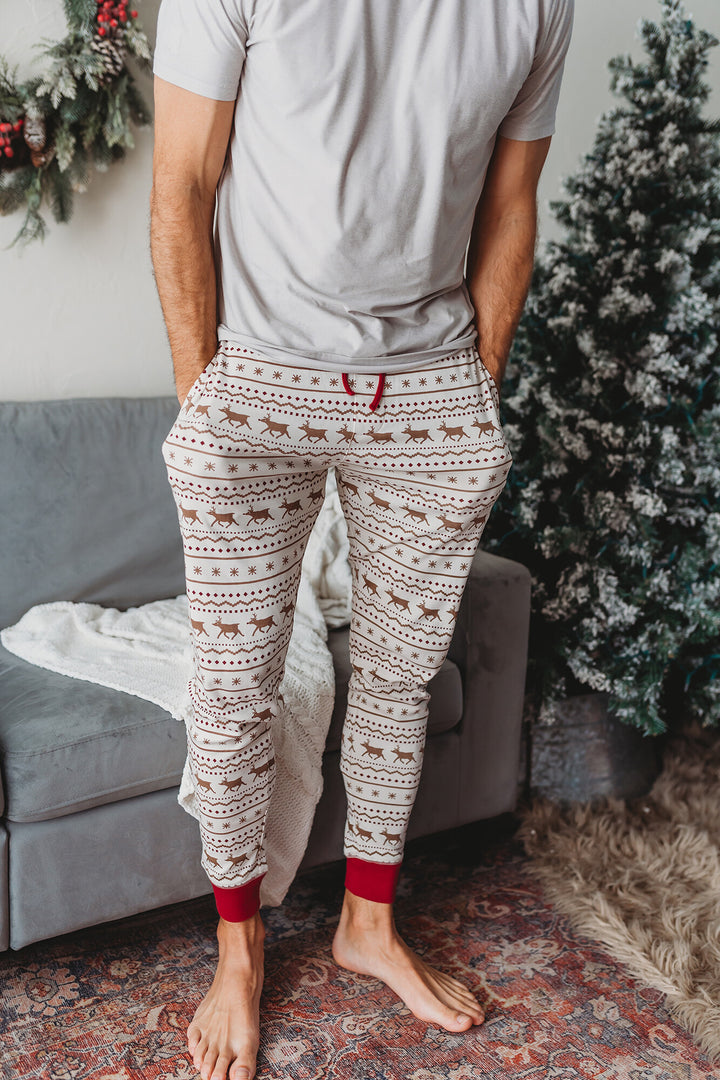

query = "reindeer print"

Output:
[[472, 418, 499, 437], [251, 756, 275, 778], [219, 406, 251, 427], [439, 421, 466, 441], [352, 824, 375, 842], [228, 853, 250, 868], [380, 828, 403, 843], [161, 341, 512, 887], [260, 416, 290, 437], [403, 425, 430, 442], [180, 505, 201, 524], [362, 740, 386, 760], [418, 602, 442, 619], [253, 707, 274, 723], [220, 776, 247, 793], [299, 422, 328, 441], [209, 509, 238, 527], [246, 505, 274, 523], [387, 589, 412, 612], [362, 574, 379, 596]]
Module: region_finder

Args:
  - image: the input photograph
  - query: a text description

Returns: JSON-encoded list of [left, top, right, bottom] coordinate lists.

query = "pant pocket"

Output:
[[163, 351, 220, 448], [471, 345, 501, 407]]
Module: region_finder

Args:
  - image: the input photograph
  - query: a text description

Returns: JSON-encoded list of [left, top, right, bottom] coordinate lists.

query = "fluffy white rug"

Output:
[[519, 723, 720, 1062]]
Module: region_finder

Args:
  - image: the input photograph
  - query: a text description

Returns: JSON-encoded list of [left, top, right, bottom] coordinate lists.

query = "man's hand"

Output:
[[150, 78, 236, 400], [479, 355, 506, 402], [176, 359, 213, 409]]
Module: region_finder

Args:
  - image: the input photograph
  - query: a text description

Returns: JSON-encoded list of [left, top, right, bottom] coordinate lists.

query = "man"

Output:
[[150, 2, 574, 1078]]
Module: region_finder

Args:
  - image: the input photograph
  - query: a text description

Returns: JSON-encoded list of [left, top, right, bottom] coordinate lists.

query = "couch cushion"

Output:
[[0, 398, 186, 630], [0, 627, 463, 823], [325, 626, 463, 753], [0, 642, 188, 824]]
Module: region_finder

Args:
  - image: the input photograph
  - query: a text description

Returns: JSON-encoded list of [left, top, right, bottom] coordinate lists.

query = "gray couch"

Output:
[[0, 398, 531, 951]]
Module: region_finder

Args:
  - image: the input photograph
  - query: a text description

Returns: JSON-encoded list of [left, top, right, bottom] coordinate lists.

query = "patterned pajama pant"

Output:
[[161, 341, 512, 918]]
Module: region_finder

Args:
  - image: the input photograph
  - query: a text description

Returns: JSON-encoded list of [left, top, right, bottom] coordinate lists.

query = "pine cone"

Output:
[[24, 113, 46, 151], [90, 36, 127, 83], [30, 145, 55, 168]]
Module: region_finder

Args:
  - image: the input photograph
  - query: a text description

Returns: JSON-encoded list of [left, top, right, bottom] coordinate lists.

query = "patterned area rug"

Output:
[[1, 818, 717, 1080]]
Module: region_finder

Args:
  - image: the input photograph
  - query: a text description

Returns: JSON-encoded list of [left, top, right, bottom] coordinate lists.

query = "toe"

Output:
[[230, 1063, 252, 1080], [438, 1002, 475, 1032], [431, 972, 484, 1019], [187, 1023, 202, 1054], [201, 1048, 219, 1080], [210, 1055, 232, 1080], [418, 993, 474, 1028], [193, 1036, 209, 1070]]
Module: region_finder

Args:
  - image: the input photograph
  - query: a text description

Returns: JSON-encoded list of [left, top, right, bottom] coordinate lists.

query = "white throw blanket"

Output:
[[0, 469, 352, 908]]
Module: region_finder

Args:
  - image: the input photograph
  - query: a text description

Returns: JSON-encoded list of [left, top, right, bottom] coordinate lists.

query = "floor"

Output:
[[1, 817, 717, 1079]]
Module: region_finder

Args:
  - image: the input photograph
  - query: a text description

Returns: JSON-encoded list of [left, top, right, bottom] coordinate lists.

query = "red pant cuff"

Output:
[[212, 872, 266, 922], [345, 857, 402, 904]]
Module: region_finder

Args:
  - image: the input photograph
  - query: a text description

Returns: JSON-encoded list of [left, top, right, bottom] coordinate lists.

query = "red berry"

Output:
[[110, 17, 118, 25], [4, 147, 13, 158], [13, 120, 23, 131], [131, 9, 138, 17], [119, 10, 127, 18], [98, 25, 106, 35]]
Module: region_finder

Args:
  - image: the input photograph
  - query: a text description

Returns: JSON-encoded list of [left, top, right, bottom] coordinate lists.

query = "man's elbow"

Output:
[[150, 174, 214, 224]]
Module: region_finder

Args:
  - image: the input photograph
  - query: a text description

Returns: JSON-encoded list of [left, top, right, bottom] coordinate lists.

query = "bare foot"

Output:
[[331, 890, 485, 1031], [186, 911, 265, 1080]]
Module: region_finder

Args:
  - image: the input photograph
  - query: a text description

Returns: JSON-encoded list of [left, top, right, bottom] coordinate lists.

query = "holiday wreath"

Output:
[[0, 0, 152, 246]]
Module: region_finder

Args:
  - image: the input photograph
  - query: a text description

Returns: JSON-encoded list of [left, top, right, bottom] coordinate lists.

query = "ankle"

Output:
[[217, 910, 265, 951], [341, 890, 396, 933]]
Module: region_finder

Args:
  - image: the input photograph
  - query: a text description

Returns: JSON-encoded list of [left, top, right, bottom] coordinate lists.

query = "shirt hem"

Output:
[[214, 327, 479, 373]]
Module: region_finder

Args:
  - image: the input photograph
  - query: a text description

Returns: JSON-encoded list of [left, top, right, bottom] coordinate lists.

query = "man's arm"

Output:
[[150, 77, 236, 405], [464, 134, 552, 396]]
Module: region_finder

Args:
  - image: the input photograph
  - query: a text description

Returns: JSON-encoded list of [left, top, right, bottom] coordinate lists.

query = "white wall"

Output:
[[2, 0, 719, 401]]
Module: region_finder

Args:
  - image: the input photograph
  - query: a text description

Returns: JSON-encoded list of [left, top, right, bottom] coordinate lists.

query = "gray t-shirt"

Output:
[[153, 0, 574, 373]]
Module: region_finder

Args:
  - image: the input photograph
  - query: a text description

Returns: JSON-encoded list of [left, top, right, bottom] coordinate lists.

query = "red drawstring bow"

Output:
[[341, 372, 386, 412]]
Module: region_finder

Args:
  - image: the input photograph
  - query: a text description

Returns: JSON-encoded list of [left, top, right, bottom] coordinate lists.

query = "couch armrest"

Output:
[[447, 549, 532, 820]]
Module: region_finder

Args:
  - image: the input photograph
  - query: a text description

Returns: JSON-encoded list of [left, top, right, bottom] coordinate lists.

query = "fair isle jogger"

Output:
[[161, 341, 512, 918]]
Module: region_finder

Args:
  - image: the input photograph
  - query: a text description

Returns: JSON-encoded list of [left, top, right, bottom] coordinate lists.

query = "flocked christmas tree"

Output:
[[482, 0, 720, 735]]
